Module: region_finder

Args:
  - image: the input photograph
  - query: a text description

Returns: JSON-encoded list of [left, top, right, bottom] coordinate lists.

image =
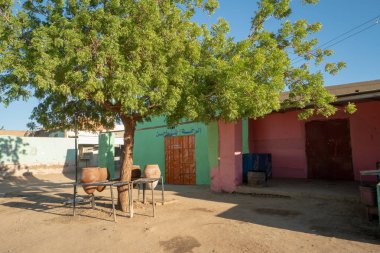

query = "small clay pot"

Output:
[[143, 164, 161, 189], [81, 167, 99, 194], [131, 165, 141, 179]]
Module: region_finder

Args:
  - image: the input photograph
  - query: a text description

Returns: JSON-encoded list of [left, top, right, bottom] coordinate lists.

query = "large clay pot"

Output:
[[131, 165, 141, 179], [80, 167, 109, 194], [96, 167, 109, 192], [81, 167, 99, 194], [143, 164, 161, 189]]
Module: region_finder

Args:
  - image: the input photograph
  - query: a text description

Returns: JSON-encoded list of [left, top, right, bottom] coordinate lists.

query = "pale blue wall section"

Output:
[[0, 136, 76, 171], [133, 120, 210, 185]]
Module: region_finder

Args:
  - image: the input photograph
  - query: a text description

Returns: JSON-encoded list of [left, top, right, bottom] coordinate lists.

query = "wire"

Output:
[[291, 14, 380, 65], [292, 22, 379, 65], [320, 22, 378, 50], [317, 14, 380, 49]]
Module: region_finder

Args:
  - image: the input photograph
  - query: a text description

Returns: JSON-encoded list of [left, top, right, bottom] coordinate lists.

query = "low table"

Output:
[[132, 177, 165, 218], [71, 177, 164, 222], [72, 181, 125, 222]]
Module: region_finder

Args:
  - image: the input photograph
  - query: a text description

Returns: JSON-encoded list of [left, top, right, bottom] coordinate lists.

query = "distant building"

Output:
[[0, 130, 28, 137], [0, 126, 124, 176]]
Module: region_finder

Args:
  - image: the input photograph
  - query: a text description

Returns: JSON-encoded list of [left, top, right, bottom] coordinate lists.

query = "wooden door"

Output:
[[165, 135, 196, 185], [305, 119, 354, 180]]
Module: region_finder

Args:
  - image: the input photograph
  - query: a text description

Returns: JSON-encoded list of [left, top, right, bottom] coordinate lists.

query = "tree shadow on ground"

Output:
[[0, 173, 124, 222], [0, 136, 119, 221], [165, 184, 380, 245], [0, 174, 73, 217], [2, 172, 379, 244]]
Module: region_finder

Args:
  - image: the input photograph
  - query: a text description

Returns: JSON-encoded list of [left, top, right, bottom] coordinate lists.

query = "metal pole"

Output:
[[138, 184, 140, 202], [161, 176, 165, 205], [73, 107, 78, 217], [143, 184, 146, 204], [91, 194, 95, 209], [73, 184, 77, 216], [74, 110, 78, 183], [129, 182, 134, 218], [151, 182, 155, 217], [110, 185, 116, 222]]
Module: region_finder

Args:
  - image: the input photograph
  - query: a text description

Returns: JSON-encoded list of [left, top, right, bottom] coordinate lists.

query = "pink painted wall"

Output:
[[210, 167, 221, 192], [346, 101, 380, 180], [249, 111, 307, 178], [249, 101, 380, 181], [212, 120, 242, 192]]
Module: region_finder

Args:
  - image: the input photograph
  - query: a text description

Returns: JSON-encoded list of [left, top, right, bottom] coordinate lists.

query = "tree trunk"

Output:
[[117, 115, 136, 212]]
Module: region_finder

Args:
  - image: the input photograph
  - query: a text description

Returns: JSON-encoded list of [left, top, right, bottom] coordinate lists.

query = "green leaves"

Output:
[[344, 102, 357, 114], [204, 0, 219, 13], [303, 0, 319, 4], [1, 0, 346, 131], [0, 1, 32, 106]]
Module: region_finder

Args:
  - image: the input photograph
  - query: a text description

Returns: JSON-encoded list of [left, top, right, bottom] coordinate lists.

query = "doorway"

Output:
[[165, 135, 196, 185], [305, 119, 354, 180]]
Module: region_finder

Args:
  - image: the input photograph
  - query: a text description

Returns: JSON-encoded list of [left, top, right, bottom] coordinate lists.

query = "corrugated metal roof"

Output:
[[0, 130, 28, 136], [280, 79, 380, 102], [325, 79, 380, 96]]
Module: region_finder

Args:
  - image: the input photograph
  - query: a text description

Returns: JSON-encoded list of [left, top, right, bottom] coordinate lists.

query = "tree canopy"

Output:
[[1, 0, 351, 130]]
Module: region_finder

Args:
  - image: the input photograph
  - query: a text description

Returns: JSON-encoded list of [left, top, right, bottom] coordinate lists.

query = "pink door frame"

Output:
[[210, 120, 243, 192]]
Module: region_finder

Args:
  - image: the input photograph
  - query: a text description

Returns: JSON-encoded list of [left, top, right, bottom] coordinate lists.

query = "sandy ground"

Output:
[[0, 174, 379, 253]]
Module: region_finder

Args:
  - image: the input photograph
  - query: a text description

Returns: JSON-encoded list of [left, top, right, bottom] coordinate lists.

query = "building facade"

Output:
[[133, 117, 213, 185], [133, 80, 380, 191], [249, 80, 380, 181]]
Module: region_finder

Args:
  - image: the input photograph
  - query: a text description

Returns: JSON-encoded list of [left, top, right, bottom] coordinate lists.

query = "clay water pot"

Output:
[[96, 167, 109, 192], [131, 165, 141, 179], [81, 167, 99, 194], [143, 164, 161, 189]]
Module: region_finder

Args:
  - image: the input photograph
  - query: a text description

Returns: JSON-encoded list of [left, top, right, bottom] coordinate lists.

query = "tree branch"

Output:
[[0, 9, 11, 23], [103, 100, 121, 112]]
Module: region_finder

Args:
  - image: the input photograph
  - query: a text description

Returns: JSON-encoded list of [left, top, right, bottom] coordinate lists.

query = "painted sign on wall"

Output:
[[155, 128, 202, 137]]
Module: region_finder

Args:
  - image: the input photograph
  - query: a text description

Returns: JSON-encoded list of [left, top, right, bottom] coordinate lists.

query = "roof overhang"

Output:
[[279, 79, 380, 111]]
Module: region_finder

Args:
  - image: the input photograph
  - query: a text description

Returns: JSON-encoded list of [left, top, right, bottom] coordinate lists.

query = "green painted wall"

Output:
[[207, 121, 219, 169], [98, 133, 115, 179], [133, 118, 210, 184], [242, 118, 249, 154]]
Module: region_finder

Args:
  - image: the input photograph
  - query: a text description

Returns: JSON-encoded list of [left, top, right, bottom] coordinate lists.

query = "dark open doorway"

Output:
[[305, 119, 354, 180]]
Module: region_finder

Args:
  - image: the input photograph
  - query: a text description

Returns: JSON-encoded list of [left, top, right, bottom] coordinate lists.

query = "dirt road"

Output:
[[0, 174, 379, 253]]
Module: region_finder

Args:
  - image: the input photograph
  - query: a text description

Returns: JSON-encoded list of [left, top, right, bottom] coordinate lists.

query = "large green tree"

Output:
[[1, 0, 352, 211]]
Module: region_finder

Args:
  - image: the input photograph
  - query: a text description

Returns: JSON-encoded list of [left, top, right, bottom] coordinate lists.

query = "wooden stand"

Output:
[[71, 177, 165, 222]]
